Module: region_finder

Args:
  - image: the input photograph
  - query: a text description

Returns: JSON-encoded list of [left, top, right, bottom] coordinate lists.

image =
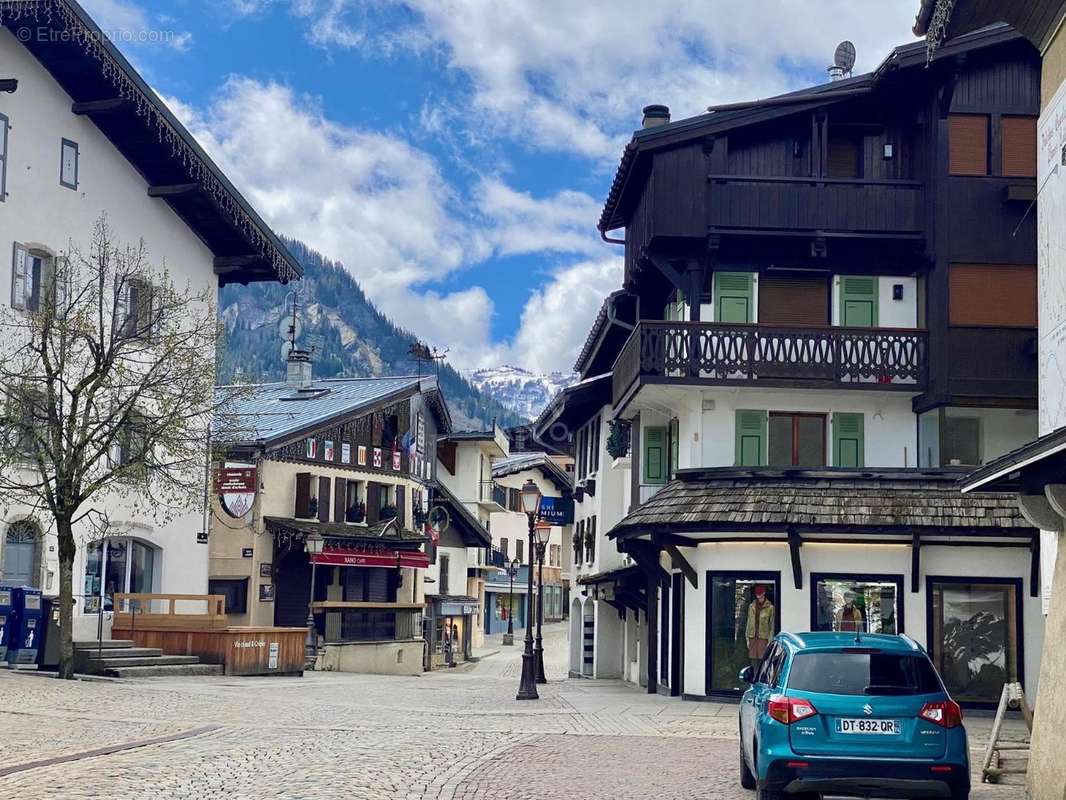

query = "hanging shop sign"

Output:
[[538, 495, 574, 526], [214, 466, 257, 519], [311, 546, 429, 569]]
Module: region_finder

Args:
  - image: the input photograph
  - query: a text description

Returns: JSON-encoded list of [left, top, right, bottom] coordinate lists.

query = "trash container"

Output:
[[6, 587, 42, 666], [36, 596, 62, 670], [0, 585, 14, 663]]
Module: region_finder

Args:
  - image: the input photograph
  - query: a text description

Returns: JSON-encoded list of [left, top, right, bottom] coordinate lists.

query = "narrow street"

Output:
[[0, 623, 1025, 799]]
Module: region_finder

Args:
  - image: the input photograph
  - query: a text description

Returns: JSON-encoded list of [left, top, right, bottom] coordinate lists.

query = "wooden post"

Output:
[[646, 567, 658, 694]]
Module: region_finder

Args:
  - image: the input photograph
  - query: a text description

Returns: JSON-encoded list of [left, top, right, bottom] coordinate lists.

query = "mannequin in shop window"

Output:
[[746, 585, 774, 669], [836, 590, 866, 632]]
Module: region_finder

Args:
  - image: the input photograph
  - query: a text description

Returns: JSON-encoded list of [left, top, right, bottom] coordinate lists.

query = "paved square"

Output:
[[0, 624, 1027, 799]]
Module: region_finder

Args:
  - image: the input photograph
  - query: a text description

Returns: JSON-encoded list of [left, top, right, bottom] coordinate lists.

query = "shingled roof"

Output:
[[609, 468, 1034, 541]]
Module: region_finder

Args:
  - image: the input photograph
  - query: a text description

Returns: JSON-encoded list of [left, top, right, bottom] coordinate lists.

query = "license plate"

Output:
[[836, 718, 901, 735]]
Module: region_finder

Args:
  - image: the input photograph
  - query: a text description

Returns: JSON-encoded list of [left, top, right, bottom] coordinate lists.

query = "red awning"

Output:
[[311, 547, 429, 569]]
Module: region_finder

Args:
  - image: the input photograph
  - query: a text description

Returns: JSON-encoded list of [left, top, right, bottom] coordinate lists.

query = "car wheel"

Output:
[[739, 740, 756, 790]]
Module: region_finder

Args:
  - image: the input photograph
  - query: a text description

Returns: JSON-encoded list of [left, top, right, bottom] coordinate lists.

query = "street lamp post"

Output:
[[503, 558, 519, 646], [516, 479, 542, 701], [304, 532, 325, 669], [533, 522, 551, 684]]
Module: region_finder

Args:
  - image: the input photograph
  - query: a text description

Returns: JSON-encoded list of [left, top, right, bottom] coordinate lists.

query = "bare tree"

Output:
[[0, 216, 222, 678]]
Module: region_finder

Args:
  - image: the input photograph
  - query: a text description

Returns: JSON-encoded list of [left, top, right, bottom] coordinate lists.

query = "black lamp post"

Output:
[[304, 532, 324, 669], [503, 558, 519, 646], [516, 478, 542, 701], [533, 521, 551, 684]]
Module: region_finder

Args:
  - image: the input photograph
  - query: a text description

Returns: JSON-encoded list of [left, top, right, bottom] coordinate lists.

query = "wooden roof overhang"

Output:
[[915, 0, 1066, 53], [0, 0, 301, 287], [533, 373, 611, 450], [608, 467, 1039, 596]]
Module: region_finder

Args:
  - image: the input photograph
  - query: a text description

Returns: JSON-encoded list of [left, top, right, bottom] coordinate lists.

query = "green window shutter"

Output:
[[669, 418, 680, 479], [714, 272, 754, 324], [839, 276, 879, 327], [734, 410, 767, 467], [832, 412, 865, 468], [644, 426, 668, 485]]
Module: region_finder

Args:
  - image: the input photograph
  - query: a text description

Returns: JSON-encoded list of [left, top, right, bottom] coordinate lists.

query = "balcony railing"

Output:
[[613, 321, 928, 408], [479, 480, 507, 508], [485, 545, 507, 569], [707, 175, 924, 235]]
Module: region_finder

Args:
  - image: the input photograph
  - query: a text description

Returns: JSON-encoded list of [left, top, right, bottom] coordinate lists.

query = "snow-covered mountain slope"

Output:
[[464, 366, 577, 421]]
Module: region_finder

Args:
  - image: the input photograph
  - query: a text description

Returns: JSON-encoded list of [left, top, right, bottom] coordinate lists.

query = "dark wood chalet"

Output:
[[598, 24, 1038, 418]]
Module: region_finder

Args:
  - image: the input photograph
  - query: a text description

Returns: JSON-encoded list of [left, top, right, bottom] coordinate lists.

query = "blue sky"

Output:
[[81, 0, 919, 373]]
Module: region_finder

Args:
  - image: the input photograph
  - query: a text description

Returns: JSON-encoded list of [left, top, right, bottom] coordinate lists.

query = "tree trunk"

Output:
[[56, 517, 76, 679]]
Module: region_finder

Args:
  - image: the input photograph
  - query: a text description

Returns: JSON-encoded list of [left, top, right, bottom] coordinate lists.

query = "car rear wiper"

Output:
[[863, 685, 914, 695]]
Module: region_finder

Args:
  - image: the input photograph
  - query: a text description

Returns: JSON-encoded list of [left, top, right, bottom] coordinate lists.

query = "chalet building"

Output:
[[209, 355, 448, 676], [916, 3, 1066, 795], [486, 452, 574, 635], [0, 2, 298, 639], [429, 427, 512, 663], [538, 25, 1046, 707]]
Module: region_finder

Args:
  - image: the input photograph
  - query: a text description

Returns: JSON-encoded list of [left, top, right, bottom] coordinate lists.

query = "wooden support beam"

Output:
[[71, 98, 127, 115], [911, 532, 922, 593], [1030, 533, 1040, 599], [641, 250, 686, 295], [787, 528, 803, 590], [664, 543, 698, 589], [147, 183, 200, 198], [646, 567, 658, 695], [214, 255, 263, 270]]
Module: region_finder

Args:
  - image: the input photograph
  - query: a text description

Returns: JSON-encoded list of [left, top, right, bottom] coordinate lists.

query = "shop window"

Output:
[[949, 264, 1037, 327], [82, 539, 157, 613], [949, 114, 989, 175], [812, 575, 902, 634], [208, 578, 248, 615], [928, 579, 1021, 704], [768, 412, 826, 467], [943, 416, 981, 467], [707, 573, 779, 693], [1001, 116, 1037, 178]]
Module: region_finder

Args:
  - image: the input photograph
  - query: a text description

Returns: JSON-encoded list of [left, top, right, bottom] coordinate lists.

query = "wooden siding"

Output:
[[946, 327, 1037, 401], [951, 50, 1041, 114], [949, 264, 1037, 327], [113, 626, 306, 675], [650, 144, 706, 238], [945, 177, 1037, 264]]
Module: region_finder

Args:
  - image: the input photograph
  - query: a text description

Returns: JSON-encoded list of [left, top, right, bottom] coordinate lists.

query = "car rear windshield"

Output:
[[786, 651, 943, 696]]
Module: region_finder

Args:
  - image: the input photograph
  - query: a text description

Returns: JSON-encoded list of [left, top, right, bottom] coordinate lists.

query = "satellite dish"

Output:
[[278, 313, 302, 342], [834, 41, 856, 73]]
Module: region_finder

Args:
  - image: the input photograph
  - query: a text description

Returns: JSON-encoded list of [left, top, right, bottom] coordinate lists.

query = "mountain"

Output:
[[218, 239, 528, 431], [464, 365, 577, 421]]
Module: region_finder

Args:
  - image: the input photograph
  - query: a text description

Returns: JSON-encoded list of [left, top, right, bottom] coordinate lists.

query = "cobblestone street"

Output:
[[0, 623, 1027, 799]]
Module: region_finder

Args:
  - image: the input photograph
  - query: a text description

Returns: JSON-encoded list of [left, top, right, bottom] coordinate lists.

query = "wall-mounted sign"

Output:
[[268, 641, 279, 670], [342, 443, 351, 464], [392, 450, 401, 471], [215, 467, 257, 519], [427, 506, 450, 544], [373, 448, 383, 468], [259, 584, 275, 602], [242, 547, 254, 558], [358, 446, 367, 466], [259, 562, 273, 577], [196, 531, 209, 544], [539, 496, 574, 526]]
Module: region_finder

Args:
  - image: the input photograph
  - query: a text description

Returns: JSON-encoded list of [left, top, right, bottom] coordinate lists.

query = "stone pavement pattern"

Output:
[[0, 623, 1026, 799]]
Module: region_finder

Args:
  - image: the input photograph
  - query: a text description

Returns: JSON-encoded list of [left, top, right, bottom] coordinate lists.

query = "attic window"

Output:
[[279, 387, 331, 402]]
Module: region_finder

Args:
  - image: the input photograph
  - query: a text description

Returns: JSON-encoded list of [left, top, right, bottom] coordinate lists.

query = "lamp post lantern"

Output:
[[516, 479, 542, 700], [503, 558, 519, 646], [304, 532, 325, 668], [533, 521, 551, 684]]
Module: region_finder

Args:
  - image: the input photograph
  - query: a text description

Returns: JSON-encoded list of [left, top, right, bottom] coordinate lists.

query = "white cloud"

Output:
[[81, 0, 193, 52], [475, 178, 602, 258]]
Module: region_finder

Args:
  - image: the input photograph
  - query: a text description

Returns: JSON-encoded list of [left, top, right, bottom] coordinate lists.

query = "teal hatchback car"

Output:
[[738, 632, 969, 800]]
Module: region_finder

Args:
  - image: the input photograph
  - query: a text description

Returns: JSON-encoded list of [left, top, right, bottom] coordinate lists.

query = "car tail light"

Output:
[[919, 701, 963, 729], [769, 695, 818, 725]]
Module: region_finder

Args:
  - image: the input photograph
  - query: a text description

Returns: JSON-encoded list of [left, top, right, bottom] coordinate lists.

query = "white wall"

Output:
[[831, 276, 918, 328], [573, 405, 631, 580], [944, 406, 1038, 466], [491, 468, 566, 567], [0, 30, 219, 635]]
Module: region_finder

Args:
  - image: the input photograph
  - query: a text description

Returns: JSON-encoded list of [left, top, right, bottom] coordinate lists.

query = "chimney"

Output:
[[286, 348, 313, 387], [641, 104, 670, 129], [827, 65, 845, 82]]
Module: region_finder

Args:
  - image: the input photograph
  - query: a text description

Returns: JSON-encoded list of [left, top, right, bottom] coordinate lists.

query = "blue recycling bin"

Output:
[[0, 585, 13, 663], [6, 587, 42, 665]]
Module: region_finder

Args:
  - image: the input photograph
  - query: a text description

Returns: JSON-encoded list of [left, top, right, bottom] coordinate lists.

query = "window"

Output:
[[10, 386, 44, 456], [831, 412, 864, 468], [713, 272, 754, 323], [0, 113, 8, 201], [759, 274, 829, 326], [949, 114, 989, 175], [1001, 116, 1037, 178], [943, 416, 981, 466], [949, 264, 1037, 327], [839, 276, 878, 328], [549, 544, 560, 567], [708, 573, 779, 693], [813, 575, 901, 634], [60, 138, 79, 190], [439, 554, 450, 595], [500, 537, 509, 558], [115, 412, 148, 468], [516, 538, 524, 564], [118, 277, 162, 340], [735, 410, 767, 467], [787, 652, 942, 696], [11, 245, 60, 313], [2, 520, 40, 586], [768, 413, 826, 467], [643, 426, 668, 484], [83, 539, 157, 613], [929, 579, 1021, 704], [208, 578, 248, 615], [344, 479, 365, 523], [826, 131, 862, 178]]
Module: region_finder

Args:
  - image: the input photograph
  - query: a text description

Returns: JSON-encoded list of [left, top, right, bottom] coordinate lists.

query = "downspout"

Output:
[[600, 228, 624, 245]]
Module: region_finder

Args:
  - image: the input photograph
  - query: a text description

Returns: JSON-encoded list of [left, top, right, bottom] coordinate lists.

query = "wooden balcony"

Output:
[[612, 321, 928, 409], [707, 175, 924, 236]]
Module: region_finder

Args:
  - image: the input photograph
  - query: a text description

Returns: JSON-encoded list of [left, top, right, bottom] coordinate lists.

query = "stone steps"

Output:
[[103, 663, 224, 678], [72, 639, 220, 678], [82, 655, 203, 669]]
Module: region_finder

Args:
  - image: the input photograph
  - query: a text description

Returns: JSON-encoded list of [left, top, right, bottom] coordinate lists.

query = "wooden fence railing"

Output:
[[113, 593, 228, 630]]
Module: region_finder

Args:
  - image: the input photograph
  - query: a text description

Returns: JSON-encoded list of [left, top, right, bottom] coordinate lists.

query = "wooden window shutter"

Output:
[[317, 476, 331, 522], [713, 272, 754, 324], [949, 264, 1037, 326], [334, 477, 346, 523], [10, 242, 29, 310], [1001, 116, 1037, 178], [396, 485, 406, 528], [366, 482, 381, 524], [735, 410, 767, 467], [826, 134, 861, 178], [839, 276, 879, 328], [295, 473, 312, 518], [643, 426, 668, 485], [949, 114, 989, 176], [832, 412, 865, 468], [759, 275, 829, 326]]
